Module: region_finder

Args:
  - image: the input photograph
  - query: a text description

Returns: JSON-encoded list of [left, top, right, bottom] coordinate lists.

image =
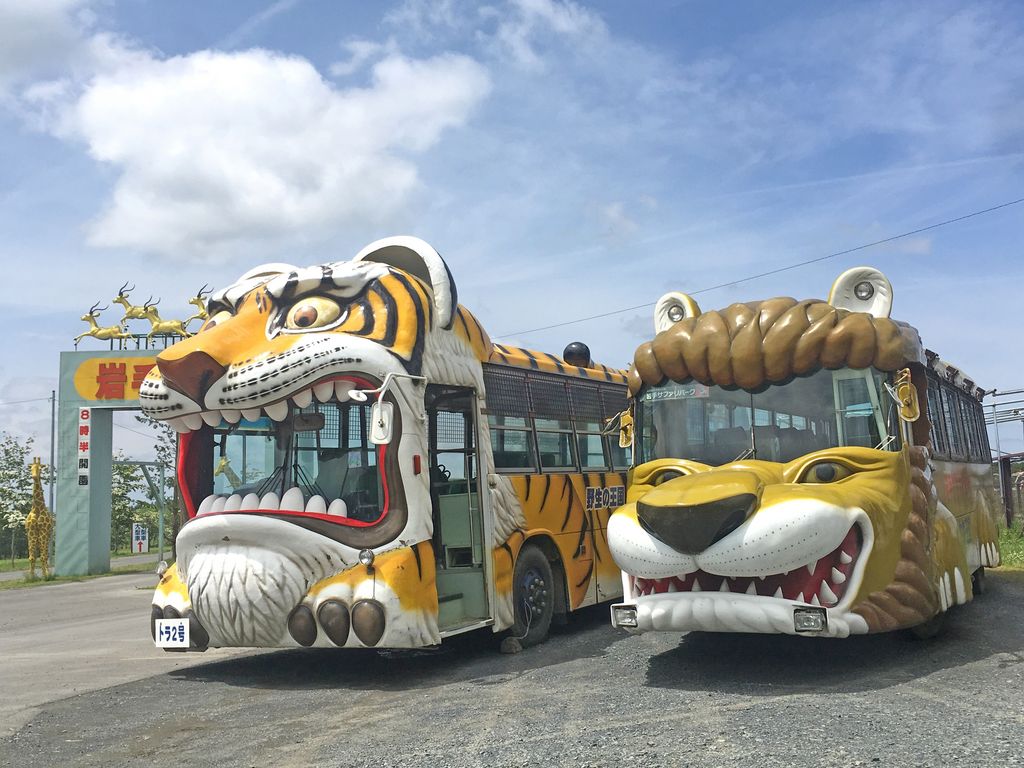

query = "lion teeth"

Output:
[[241, 493, 260, 509], [259, 491, 280, 509], [327, 498, 348, 517], [292, 389, 313, 408], [666, 581, 678, 593], [840, 551, 853, 564], [264, 401, 289, 422], [745, 582, 757, 596], [241, 408, 261, 421], [810, 594, 821, 606], [719, 580, 730, 592], [831, 567, 846, 584], [795, 592, 805, 603], [222, 409, 241, 424], [819, 580, 838, 605], [773, 587, 784, 599], [305, 495, 327, 514], [223, 494, 243, 512], [209, 496, 227, 514], [691, 580, 702, 592], [197, 495, 216, 515], [313, 381, 334, 402], [806, 562, 816, 575]]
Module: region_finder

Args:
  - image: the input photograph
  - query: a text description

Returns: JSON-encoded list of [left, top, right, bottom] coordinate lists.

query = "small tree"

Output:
[[110, 451, 147, 552]]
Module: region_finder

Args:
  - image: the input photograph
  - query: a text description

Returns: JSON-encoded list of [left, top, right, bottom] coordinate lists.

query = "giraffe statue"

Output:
[[25, 458, 54, 579]]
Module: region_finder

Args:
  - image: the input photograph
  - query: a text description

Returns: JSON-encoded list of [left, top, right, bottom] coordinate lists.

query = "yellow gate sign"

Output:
[[73, 356, 157, 402]]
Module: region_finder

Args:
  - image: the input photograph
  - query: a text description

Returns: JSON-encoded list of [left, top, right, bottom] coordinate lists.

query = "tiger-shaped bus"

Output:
[[145, 236, 628, 651], [608, 267, 1001, 639]]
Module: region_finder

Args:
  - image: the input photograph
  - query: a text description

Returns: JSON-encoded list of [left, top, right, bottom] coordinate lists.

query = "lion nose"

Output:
[[637, 492, 757, 555], [157, 351, 227, 406]]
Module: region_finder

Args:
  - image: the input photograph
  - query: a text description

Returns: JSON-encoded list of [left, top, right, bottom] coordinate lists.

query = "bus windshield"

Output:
[[211, 401, 385, 522], [635, 368, 899, 466]]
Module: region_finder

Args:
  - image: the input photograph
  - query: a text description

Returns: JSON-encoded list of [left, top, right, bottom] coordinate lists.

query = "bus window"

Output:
[[635, 367, 899, 466], [488, 415, 537, 472]]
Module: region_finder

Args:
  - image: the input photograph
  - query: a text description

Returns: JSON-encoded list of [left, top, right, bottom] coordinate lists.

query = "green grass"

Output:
[[0, 549, 161, 573], [999, 524, 1024, 571], [0, 563, 158, 591]]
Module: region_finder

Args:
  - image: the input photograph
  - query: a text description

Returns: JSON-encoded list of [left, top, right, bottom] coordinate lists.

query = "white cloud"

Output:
[[0, 0, 93, 96], [329, 38, 399, 78], [494, 0, 607, 70], [46, 48, 490, 261]]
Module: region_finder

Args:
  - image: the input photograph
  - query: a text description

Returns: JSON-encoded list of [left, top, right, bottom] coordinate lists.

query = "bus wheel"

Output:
[[971, 567, 986, 596], [908, 611, 946, 640], [512, 544, 554, 647]]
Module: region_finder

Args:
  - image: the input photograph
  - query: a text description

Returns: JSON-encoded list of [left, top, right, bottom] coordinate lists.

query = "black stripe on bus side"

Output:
[[539, 475, 552, 513], [575, 561, 594, 589], [374, 283, 400, 349], [352, 296, 375, 336], [391, 271, 428, 372], [411, 542, 423, 580], [541, 352, 566, 374]]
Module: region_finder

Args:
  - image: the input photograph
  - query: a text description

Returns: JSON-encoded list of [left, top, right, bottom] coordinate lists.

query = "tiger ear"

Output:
[[352, 236, 458, 329]]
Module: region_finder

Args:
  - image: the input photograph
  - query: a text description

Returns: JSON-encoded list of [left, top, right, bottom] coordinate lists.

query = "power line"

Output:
[[497, 196, 1024, 339], [0, 396, 53, 407]]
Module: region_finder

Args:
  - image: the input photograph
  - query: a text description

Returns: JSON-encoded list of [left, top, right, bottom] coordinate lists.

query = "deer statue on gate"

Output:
[[74, 302, 132, 348], [184, 284, 212, 331], [142, 298, 192, 347], [111, 282, 153, 324], [25, 458, 54, 579]]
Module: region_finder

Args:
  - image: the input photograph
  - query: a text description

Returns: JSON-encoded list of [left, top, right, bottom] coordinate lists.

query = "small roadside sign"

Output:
[[132, 522, 149, 553]]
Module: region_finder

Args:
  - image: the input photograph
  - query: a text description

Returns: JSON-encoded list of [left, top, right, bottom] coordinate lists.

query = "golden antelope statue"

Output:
[[184, 284, 212, 330], [74, 302, 131, 347], [111, 282, 153, 324], [143, 298, 192, 346]]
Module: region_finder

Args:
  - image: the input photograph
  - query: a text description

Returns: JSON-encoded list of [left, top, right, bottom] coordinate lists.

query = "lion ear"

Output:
[[654, 292, 700, 333], [828, 267, 893, 318], [352, 236, 458, 329]]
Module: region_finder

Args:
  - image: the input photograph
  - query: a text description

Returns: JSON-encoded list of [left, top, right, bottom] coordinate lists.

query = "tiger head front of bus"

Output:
[[142, 237, 478, 650], [609, 268, 962, 637]]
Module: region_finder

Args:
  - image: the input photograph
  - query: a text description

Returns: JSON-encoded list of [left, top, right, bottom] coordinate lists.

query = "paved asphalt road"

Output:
[[1, 570, 1022, 768]]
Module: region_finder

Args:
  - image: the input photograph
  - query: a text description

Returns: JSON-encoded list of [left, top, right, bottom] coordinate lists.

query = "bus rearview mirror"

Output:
[[370, 401, 394, 445], [618, 411, 634, 448], [894, 369, 920, 423]]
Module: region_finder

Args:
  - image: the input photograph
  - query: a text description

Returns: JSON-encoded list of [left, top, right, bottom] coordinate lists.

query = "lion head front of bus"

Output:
[[609, 268, 949, 637], [142, 236, 466, 649]]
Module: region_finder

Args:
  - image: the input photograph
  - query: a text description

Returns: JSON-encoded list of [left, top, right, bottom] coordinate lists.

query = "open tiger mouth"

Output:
[[631, 526, 862, 607], [174, 374, 395, 529]]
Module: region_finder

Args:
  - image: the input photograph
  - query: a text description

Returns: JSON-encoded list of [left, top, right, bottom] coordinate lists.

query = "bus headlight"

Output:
[[611, 604, 638, 628], [793, 606, 828, 633], [358, 549, 375, 568]]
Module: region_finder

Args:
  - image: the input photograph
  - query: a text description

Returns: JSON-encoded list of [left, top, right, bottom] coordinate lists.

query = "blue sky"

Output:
[[0, 0, 1022, 458]]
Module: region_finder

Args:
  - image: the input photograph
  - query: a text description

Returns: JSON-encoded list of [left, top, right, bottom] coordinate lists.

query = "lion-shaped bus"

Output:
[[608, 267, 1001, 639]]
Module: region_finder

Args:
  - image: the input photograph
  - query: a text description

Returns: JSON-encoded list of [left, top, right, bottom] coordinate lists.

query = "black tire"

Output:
[[511, 544, 554, 648], [908, 611, 946, 640], [971, 566, 986, 596]]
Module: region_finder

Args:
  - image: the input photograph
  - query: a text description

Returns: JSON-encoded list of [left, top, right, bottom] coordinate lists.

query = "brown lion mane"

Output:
[[628, 297, 921, 396], [853, 445, 940, 631]]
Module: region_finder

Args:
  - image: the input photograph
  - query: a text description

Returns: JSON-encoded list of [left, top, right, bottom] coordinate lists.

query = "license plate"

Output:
[[155, 617, 190, 648]]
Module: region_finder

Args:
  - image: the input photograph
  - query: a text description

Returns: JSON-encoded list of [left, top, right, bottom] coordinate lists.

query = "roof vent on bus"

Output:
[[563, 342, 592, 368]]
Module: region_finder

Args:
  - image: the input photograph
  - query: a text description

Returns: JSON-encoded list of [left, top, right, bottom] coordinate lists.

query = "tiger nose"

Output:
[[637, 492, 757, 554], [157, 351, 227, 406]]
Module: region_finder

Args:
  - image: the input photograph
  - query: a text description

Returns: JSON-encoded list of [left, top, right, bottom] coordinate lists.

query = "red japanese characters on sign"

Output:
[[95, 362, 127, 400], [74, 357, 157, 402]]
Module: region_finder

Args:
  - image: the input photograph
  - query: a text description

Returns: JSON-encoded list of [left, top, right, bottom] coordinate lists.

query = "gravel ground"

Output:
[[2, 570, 1022, 768]]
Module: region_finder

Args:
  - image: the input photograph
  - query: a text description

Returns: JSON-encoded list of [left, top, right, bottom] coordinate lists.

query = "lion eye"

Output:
[[800, 462, 852, 484], [200, 310, 232, 333], [284, 297, 341, 330], [653, 470, 684, 486]]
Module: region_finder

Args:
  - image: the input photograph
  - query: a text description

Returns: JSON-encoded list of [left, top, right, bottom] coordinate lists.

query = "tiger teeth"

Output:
[[196, 487, 360, 517], [168, 382, 370, 432]]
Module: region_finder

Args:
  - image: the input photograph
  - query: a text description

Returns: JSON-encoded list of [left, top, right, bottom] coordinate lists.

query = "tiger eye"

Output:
[[293, 305, 318, 328]]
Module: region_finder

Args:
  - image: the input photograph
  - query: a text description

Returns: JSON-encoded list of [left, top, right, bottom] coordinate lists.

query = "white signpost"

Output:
[[132, 521, 149, 554]]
